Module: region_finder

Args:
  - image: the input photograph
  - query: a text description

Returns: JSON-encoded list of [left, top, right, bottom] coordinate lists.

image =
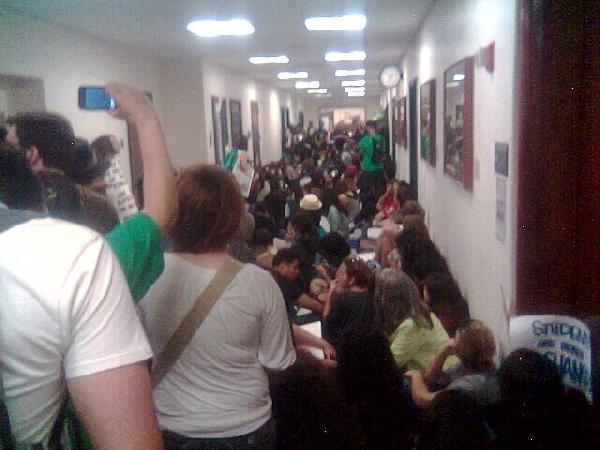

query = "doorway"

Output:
[[408, 78, 419, 199]]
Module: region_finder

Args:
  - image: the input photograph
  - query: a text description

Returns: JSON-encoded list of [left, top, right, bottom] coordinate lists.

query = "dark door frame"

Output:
[[516, 0, 599, 317]]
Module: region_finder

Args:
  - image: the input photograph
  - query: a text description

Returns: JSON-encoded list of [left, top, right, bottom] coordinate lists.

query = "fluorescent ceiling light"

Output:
[[307, 88, 328, 94], [315, 93, 332, 98], [347, 91, 366, 97], [453, 73, 466, 81], [187, 19, 255, 37], [335, 69, 366, 77], [295, 81, 320, 89], [277, 71, 308, 79], [249, 55, 289, 64], [345, 87, 366, 93], [305, 14, 367, 31], [341, 79, 366, 87], [446, 81, 461, 88], [325, 51, 366, 62]]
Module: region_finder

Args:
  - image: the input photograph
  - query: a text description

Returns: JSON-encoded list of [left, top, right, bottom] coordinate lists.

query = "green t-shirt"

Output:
[[359, 134, 385, 172], [105, 212, 164, 303], [390, 313, 459, 372]]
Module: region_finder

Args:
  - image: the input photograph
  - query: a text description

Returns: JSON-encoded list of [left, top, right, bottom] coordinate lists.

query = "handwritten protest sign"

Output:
[[509, 315, 593, 403]]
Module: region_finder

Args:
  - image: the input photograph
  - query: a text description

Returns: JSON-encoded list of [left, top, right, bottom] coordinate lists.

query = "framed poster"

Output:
[[211, 96, 222, 164], [229, 99, 243, 149], [395, 96, 407, 149], [444, 57, 474, 190], [220, 99, 229, 161], [420, 79, 436, 166], [250, 100, 261, 166]]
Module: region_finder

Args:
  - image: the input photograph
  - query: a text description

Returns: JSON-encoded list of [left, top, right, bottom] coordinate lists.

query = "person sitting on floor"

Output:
[[322, 256, 376, 351], [404, 319, 500, 408], [375, 269, 458, 373]]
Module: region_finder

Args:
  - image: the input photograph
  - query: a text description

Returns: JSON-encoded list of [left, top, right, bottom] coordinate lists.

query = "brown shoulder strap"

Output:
[[151, 256, 244, 387]]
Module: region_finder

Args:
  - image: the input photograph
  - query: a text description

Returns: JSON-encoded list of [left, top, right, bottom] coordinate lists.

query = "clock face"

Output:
[[380, 65, 401, 87]]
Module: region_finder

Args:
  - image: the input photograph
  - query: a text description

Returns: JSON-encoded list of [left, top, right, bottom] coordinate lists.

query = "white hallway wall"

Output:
[[0, 13, 166, 188], [0, 12, 301, 176], [394, 0, 518, 352], [201, 61, 303, 165]]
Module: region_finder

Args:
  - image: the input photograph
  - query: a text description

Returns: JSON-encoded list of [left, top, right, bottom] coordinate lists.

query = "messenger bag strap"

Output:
[[151, 256, 244, 388]]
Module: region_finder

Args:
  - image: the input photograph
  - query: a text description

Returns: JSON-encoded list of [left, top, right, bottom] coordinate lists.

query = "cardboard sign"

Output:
[[509, 315, 593, 403]]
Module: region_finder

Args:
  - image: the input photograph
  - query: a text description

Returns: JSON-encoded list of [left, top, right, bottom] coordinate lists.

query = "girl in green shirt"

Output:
[[375, 269, 458, 372]]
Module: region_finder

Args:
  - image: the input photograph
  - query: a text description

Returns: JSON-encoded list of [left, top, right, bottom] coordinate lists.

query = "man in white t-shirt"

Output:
[[0, 211, 163, 449]]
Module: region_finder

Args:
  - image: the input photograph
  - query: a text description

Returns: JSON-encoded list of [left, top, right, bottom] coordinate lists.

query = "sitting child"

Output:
[[404, 320, 500, 408]]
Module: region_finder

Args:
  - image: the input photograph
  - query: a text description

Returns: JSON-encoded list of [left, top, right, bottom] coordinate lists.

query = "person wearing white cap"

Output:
[[300, 193, 330, 237]]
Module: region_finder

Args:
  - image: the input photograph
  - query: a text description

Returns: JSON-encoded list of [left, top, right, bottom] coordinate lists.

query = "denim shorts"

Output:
[[162, 418, 275, 450]]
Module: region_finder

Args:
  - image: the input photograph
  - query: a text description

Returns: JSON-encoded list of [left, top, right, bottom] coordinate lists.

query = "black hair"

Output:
[[272, 247, 300, 267], [0, 142, 45, 211], [424, 272, 470, 336], [69, 138, 110, 185], [319, 232, 350, 268], [251, 227, 273, 248], [290, 210, 318, 236], [0, 127, 8, 142], [337, 327, 415, 449], [6, 112, 75, 172], [418, 390, 492, 450]]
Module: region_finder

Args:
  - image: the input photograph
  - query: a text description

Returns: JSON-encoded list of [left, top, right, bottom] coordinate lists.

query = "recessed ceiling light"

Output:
[[187, 19, 255, 37], [315, 93, 332, 98], [277, 71, 308, 79], [453, 73, 466, 81], [307, 88, 328, 94], [249, 56, 290, 64], [335, 69, 366, 77], [341, 79, 366, 87], [347, 91, 366, 97], [295, 81, 320, 89], [345, 87, 366, 93], [325, 51, 366, 62], [305, 14, 367, 31]]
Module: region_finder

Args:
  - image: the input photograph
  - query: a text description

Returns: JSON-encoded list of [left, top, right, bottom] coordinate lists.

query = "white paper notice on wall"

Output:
[[509, 315, 593, 403], [495, 177, 507, 242]]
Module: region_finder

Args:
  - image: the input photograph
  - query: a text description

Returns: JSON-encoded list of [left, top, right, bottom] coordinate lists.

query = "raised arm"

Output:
[[106, 82, 176, 233], [423, 341, 456, 386]]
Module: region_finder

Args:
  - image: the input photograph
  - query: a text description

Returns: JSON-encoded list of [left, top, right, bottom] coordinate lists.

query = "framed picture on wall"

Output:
[[211, 96, 222, 164], [250, 100, 261, 166], [444, 57, 474, 190], [420, 79, 436, 166], [395, 96, 407, 149], [220, 99, 229, 160], [229, 99, 243, 149]]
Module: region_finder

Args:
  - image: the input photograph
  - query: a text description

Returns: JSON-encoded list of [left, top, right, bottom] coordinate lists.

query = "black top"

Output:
[[323, 290, 375, 350], [271, 271, 303, 322]]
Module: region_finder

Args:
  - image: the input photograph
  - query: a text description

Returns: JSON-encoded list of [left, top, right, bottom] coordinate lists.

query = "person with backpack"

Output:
[[358, 121, 387, 202]]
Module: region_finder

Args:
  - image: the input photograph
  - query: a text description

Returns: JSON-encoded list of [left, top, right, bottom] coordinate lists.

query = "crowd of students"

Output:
[[0, 82, 594, 449]]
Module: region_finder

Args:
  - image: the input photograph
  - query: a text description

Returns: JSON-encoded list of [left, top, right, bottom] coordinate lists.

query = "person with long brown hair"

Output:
[[139, 165, 295, 449]]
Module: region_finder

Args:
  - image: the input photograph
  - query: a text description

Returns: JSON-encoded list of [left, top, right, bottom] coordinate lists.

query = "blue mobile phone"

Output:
[[78, 86, 115, 110]]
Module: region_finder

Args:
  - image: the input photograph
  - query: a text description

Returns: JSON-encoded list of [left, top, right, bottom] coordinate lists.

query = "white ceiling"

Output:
[[4, 0, 435, 100]]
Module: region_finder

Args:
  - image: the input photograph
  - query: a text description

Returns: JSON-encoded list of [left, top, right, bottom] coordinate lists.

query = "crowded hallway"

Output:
[[0, 0, 598, 449]]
